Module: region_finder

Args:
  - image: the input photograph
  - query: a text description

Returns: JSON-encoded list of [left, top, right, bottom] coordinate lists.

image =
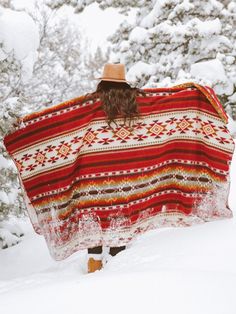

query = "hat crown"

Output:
[[100, 63, 127, 83]]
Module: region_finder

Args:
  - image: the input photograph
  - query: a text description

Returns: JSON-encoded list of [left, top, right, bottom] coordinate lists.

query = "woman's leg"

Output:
[[88, 246, 103, 255], [87, 246, 103, 273], [109, 245, 126, 256]]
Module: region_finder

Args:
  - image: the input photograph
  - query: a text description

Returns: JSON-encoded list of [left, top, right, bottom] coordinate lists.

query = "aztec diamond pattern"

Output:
[[12, 111, 234, 180], [34, 150, 47, 165], [114, 126, 132, 143], [201, 121, 217, 138], [148, 121, 167, 138], [176, 116, 193, 133], [56, 142, 72, 159]]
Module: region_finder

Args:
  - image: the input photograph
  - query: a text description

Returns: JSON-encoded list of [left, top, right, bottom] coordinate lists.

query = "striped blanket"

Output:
[[4, 82, 235, 260]]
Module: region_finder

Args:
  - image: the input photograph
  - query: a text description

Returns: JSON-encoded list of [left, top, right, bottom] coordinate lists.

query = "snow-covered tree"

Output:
[[57, 0, 236, 116], [9, 1, 109, 109], [45, 0, 140, 13], [9, 2, 89, 112], [84, 46, 111, 91], [112, 1, 235, 93], [0, 5, 39, 247]]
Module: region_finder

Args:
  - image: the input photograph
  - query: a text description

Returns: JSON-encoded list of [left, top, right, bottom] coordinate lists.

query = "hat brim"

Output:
[[95, 77, 127, 82], [95, 77, 134, 85]]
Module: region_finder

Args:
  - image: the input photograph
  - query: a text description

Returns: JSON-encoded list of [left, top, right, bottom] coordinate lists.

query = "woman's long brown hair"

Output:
[[95, 81, 141, 127]]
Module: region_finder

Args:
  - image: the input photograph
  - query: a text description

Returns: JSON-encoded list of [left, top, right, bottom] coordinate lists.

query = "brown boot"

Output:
[[87, 257, 103, 273]]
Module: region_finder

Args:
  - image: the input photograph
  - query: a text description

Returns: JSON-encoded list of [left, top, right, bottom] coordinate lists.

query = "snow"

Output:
[[227, 115, 236, 138], [0, 7, 39, 82], [129, 26, 148, 43], [228, 1, 236, 13], [200, 35, 232, 56], [141, 1, 223, 29], [169, 0, 194, 18], [154, 0, 175, 14], [0, 220, 24, 238], [0, 228, 21, 249], [192, 18, 222, 37], [7, 190, 19, 204], [229, 92, 236, 103], [0, 155, 9, 169], [0, 191, 9, 204], [127, 61, 156, 82], [190, 59, 234, 95], [0, 142, 236, 313], [11, 0, 37, 11], [0, 220, 24, 249]]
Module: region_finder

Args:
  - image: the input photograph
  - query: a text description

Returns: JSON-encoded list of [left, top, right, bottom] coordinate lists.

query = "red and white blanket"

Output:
[[4, 82, 235, 260]]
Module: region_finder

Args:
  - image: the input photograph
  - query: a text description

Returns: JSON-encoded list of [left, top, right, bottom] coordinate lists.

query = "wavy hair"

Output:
[[94, 81, 142, 127]]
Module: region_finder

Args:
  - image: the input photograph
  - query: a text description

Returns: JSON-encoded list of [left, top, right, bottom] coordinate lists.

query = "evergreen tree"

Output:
[[12, 2, 89, 112], [58, 0, 236, 115], [45, 0, 142, 13], [0, 6, 36, 247], [84, 46, 111, 92]]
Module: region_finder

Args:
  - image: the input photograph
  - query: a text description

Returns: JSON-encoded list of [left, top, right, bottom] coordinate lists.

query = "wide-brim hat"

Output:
[[96, 63, 129, 83]]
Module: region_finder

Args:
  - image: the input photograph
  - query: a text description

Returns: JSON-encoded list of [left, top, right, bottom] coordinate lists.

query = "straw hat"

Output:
[[97, 63, 128, 83]]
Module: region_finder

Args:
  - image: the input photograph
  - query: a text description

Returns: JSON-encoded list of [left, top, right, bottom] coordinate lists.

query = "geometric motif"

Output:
[[25, 163, 37, 172], [148, 121, 166, 138], [22, 153, 32, 161], [177, 117, 193, 133], [44, 145, 56, 152], [215, 137, 231, 145], [114, 126, 131, 143], [34, 150, 47, 166], [56, 141, 72, 159], [48, 156, 59, 164], [84, 129, 97, 147], [201, 122, 216, 137], [71, 136, 82, 144], [133, 134, 148, 141], [98, 137, 114, 145]]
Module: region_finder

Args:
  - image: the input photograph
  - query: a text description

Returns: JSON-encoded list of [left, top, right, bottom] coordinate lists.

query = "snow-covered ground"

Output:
[[0, 141, 236, 314]]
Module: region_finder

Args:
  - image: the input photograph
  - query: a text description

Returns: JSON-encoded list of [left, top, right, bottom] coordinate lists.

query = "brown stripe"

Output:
[[38, 187, 200, 217], [32, 163, 220, 208]]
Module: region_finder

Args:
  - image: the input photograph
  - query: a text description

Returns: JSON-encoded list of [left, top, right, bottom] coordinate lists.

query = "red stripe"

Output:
[[5, 90, 219, 153]]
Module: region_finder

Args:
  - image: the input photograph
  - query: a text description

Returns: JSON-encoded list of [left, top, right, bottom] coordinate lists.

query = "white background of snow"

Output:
[[0, 138, 236, 314], [0, 7, 39, 82]]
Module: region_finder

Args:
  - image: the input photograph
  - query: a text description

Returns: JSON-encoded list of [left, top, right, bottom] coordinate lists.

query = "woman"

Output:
[[86, 64, 142, 272]]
